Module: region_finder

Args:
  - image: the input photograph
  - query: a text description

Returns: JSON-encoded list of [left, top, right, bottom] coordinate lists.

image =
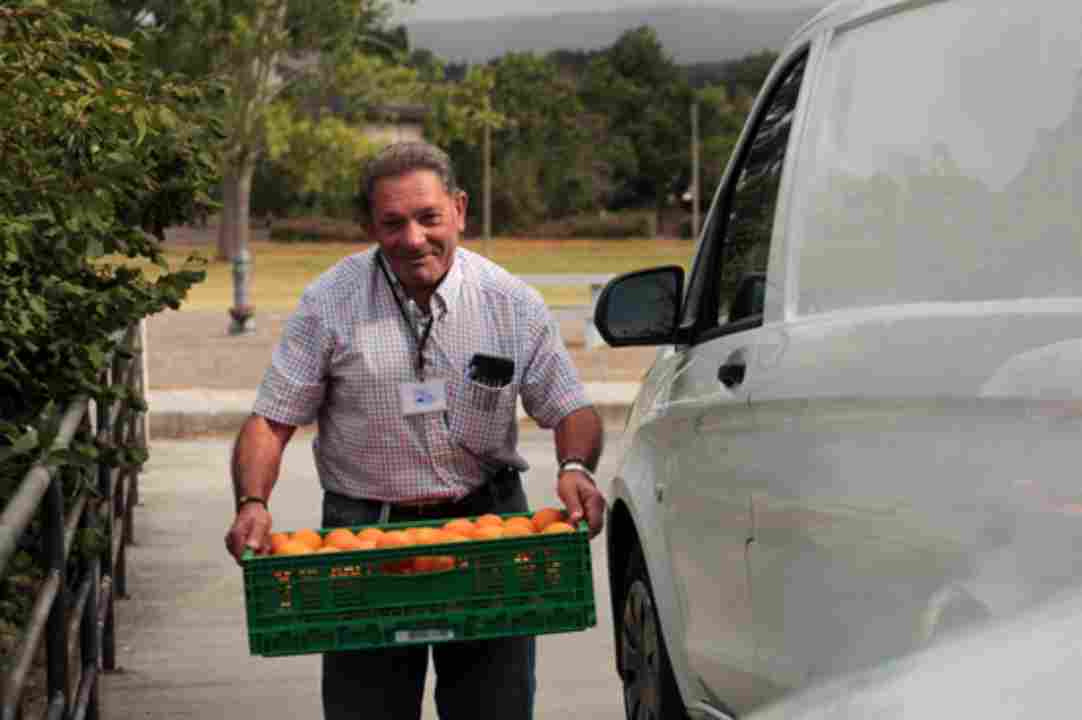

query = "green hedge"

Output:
[[0, 2, 217, 664], [269, 217, 370, 243], [525, 210, 656, 239]]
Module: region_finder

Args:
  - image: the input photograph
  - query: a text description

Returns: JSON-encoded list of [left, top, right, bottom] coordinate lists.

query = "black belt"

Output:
[[332, 466, 521, 519]]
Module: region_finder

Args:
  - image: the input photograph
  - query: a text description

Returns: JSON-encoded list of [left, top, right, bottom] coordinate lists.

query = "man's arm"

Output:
[[224, 414, 296, 562], [554, 405, 606, 538]]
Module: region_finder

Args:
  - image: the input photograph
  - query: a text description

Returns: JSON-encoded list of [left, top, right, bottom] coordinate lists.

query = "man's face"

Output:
[[367, 169, 467, 302]]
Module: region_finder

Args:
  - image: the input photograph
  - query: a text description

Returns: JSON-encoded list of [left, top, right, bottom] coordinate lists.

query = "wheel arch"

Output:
[[607, 498, 638, 679]]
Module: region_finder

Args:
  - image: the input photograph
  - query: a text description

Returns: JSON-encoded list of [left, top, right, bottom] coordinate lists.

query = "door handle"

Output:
[[718, 349, 747, 388]]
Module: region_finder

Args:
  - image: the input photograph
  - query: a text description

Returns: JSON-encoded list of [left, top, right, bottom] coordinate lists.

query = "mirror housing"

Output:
[[593, 266, 685, 347]]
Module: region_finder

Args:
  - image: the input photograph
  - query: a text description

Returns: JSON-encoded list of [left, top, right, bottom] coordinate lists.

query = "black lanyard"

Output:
[[377, 252, 434, 380]]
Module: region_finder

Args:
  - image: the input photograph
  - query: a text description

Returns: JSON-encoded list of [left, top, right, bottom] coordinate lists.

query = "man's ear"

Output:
[[454, 191, 468, 232]]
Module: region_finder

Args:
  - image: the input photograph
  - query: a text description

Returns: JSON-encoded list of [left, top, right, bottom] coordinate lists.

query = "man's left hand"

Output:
[[557, 471, 606, 538]]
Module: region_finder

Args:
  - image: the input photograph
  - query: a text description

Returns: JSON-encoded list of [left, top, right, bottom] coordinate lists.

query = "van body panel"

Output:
[[600, 0, 1082, 716]]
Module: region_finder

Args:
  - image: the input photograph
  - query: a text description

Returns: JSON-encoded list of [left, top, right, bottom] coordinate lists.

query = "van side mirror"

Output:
[[593, 266, 684, 347]]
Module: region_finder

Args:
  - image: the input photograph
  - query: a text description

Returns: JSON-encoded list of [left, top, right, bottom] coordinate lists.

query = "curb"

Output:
[[147, 383, 637, 439]]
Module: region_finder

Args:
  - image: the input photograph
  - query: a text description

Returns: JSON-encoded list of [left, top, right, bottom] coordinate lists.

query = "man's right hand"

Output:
[[225, 504, 273, 563]]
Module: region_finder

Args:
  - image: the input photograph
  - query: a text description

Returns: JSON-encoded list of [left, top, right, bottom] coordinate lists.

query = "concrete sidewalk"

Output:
[[148, 381, 640, 438]]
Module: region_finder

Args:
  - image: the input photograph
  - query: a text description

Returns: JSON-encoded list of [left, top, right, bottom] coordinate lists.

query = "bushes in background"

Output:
[[524, 210, 656, 239], [269, 217, 369, 244]]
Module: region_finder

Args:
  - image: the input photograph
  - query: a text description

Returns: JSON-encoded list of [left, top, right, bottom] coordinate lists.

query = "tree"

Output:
[[690, 83, 747, 207], [263, 53, 422, 217], [424, 65, 506, 235], [94, 0, 412, 259], [487, 53, 598, 224], [581, 26, 694, 224]]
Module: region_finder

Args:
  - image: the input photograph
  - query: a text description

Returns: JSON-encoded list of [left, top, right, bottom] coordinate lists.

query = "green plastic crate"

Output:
[[241, 513, 597, 656]]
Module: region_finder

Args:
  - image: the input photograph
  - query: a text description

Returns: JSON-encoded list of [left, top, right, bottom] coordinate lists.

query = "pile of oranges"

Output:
[[269, 507, 575, 563]]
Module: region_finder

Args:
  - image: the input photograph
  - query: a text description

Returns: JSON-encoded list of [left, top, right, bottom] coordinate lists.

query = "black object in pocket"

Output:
[[467, 353, 514, 388]]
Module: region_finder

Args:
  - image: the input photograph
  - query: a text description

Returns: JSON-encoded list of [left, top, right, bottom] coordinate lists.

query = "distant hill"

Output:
[[405, 4, 821, 65]]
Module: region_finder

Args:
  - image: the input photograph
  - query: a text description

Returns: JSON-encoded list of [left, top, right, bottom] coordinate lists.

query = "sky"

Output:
[[398, 0, 825, 23]]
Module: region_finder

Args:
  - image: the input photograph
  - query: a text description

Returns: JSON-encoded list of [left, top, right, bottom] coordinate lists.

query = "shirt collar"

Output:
[[376, 249, 463, 319]]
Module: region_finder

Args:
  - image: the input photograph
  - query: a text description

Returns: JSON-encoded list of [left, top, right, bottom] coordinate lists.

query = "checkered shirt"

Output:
[[253, 247, 592, 503]]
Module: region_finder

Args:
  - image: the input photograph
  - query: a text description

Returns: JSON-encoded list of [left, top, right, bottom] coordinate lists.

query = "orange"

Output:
[[443, 518, 475, 536], [291, 528, 324, 551], [503, 523, 535, 538], [413, 555, 438, 573], [475, 513, 504, 528], [269, 532, 292, 554], [417, 529, 450, 545], [543, 521, 575, 534], [317, 545, 341, 554], [356, 527, 385, 544], [339, 534, 372, 551], [432, 555, 456, 571], [472, 525, 505, 541], [442, 532, 470, 544], [377, 530, 413, 549], [323, 528, 360, 550], [531, 507, 565, 533], [504, 517, 535, 534], [410, 526, 442, 544], [277, 539, 315, 556]]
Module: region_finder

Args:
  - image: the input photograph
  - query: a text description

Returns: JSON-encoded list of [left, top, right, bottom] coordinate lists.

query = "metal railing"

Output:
[[0, 321, 147, 720]]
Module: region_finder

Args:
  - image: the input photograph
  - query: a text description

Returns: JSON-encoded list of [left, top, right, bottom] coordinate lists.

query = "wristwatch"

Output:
[[558, 459, 595, 484], [236, 495, 268, 511]]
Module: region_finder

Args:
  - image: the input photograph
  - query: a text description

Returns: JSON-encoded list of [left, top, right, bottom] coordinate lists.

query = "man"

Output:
[[224, 140, 605, 720]]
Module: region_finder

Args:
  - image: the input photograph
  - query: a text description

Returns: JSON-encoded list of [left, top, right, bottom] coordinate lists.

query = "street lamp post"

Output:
[[691, 100, 701, 239]]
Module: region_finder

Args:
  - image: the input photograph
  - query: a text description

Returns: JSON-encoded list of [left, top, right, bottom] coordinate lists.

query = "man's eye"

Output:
[[382, 219, 405, 230], [420, 214, 441, 226]]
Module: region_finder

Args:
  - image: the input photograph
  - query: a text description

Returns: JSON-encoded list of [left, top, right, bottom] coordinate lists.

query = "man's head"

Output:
[[362, 142, 468, 306]]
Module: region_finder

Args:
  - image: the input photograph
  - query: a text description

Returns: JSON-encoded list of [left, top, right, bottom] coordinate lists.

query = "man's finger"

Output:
[[585, 489, 606, 537], [557, 475, 585, 525], [245, 513, 270, 550]]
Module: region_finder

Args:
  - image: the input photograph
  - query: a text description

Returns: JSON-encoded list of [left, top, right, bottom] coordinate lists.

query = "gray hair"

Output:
[[360, 141, 459, 220]]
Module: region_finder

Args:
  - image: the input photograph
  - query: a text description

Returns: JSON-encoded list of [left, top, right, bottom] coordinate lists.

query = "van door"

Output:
[[664, 51, 809, 710]]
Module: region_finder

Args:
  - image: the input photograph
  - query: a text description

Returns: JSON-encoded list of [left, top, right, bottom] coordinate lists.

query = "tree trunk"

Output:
[[216, 159, 256, 260], [236, 158, 254, 257], [217, 164, 238, 260]]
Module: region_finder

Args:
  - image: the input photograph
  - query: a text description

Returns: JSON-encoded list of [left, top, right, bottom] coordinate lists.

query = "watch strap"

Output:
[[236, 495, 268, 511], [558, 459, 595, 484]]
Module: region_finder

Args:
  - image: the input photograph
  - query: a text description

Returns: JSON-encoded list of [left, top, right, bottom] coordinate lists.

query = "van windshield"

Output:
[[793, 1, 1082, 315]]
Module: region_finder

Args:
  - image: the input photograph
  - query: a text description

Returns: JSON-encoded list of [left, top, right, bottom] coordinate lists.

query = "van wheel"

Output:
[[620, 543, 687, 720]]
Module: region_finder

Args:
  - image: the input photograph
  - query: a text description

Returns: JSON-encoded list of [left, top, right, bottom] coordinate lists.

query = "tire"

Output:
[[619, 542, 688, 720]]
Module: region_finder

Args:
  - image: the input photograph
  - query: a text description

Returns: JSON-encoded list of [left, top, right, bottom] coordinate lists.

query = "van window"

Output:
[[793, 1, 1082, 315], [710, 54, 806, 329]]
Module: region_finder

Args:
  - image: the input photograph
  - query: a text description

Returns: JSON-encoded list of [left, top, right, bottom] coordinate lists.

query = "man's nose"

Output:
[[402, 220, 426, 248]]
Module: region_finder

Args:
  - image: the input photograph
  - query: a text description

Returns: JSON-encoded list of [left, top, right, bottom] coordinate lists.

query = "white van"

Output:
[[593, 1, 1082, 718]]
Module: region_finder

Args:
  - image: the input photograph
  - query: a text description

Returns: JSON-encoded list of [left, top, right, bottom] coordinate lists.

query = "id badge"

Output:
[[400, 379, 449, 416]]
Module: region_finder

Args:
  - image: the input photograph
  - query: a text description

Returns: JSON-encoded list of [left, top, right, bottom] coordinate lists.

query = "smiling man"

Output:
[[224, 140, 605, 720]]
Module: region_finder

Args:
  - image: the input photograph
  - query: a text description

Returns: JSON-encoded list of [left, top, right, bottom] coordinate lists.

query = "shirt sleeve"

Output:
[[518, 304, 592, 429], [252, 290, 334, 427]]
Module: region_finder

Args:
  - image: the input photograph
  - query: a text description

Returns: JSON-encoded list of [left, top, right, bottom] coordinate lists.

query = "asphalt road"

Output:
[[101, 430, 628, 719]]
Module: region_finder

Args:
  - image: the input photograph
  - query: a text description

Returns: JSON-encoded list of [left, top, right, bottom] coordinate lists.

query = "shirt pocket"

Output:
[[449, 379, 518, 457]]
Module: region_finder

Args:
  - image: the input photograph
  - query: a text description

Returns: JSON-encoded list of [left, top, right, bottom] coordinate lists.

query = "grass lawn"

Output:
[[122, 236, 697, 311]]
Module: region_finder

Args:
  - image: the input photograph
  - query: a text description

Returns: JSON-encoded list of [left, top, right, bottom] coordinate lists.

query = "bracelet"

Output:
[[236, 495, 268, 511], [558, 459, 595, 484]]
